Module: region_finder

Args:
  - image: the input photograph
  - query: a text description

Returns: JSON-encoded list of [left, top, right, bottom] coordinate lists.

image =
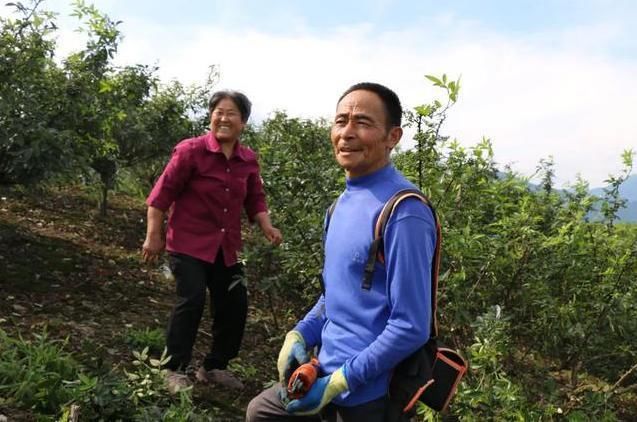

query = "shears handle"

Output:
[[287, 357, 319, 399]]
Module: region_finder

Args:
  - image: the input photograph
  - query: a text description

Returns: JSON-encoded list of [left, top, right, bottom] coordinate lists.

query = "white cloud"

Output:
[[10, 1, 637, 187]]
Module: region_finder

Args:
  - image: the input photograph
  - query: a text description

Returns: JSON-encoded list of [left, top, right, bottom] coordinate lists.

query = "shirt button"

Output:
[[226, 168, 230, 173], [223, 208, 228, 213], [225, 187, 229, 192], [221, 228, 225, 232]]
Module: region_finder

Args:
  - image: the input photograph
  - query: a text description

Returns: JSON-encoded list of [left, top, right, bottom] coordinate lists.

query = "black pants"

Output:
[[165, 251, 247, 372]]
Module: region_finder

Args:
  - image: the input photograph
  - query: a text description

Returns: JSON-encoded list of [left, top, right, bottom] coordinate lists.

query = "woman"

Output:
[[142, 90, 282, 393]]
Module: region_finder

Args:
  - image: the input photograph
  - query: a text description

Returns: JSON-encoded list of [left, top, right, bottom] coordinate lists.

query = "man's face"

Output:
[[210, 98, 246, 143], [330, 90, 402, 178]]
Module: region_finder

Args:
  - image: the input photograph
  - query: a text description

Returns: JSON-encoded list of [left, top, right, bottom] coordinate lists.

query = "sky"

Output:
[[4, 0, 637, 187]]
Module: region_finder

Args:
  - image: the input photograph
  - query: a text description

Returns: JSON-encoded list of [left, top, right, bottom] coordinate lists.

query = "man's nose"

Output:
[[339, 120, 356, 139]]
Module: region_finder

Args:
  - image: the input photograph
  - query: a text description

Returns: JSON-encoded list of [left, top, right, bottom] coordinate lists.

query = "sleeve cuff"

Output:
[[146, 198, 170, 212], [247, 204, 269, 223], [342, 360, 361, 392]]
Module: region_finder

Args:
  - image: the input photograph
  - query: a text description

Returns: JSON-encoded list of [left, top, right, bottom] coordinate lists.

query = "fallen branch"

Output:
[[610, 362, 637, 397], [615, 384, 637, 396], [70, 404, 80, 422]]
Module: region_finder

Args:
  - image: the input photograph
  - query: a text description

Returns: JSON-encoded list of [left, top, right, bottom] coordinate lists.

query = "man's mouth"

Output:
[[339, 146, 360, 153]]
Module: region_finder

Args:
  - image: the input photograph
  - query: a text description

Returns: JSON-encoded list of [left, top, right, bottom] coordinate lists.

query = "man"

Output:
[[142, 90, 282, 394], [246, 82, 435, 421]]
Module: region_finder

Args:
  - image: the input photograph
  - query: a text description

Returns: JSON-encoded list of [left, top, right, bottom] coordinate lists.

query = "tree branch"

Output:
[[611, 361, 637, 394]]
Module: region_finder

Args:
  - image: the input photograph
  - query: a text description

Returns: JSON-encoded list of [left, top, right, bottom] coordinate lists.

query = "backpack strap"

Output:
[[362, 188, 442, 339], [324, 200, 337, 238], [320, 199, 339, 295]]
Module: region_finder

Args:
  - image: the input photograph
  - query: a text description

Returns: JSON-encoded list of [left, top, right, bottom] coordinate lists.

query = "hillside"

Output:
[[1, 182, 636, 420], [618, 201, 637, 221], [590, 173, 637, 201], [0, 186, 279, 420], [590, 173, 637, 222]]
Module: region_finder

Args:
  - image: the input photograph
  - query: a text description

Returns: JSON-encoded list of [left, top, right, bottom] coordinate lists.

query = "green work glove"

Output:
[[277, 331, 309, 384], [285, 366, 349, 415]]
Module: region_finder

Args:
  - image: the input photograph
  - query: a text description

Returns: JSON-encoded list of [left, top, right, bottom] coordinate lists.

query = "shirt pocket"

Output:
[[228, 169, 249, 203]]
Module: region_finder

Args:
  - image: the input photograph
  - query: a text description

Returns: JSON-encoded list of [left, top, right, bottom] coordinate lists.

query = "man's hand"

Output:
[[277, 331, 309, 384], [142, 233, 165, 263], [285, 366, 349, 415]]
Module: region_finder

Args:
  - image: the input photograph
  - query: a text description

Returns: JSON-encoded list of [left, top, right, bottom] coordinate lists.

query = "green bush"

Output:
[[0, 327, 79, 413], [444, 306, 546, 420], [124, 326, 166, 356], [62, 372, 137, 421], [241, 113, 341, 330]]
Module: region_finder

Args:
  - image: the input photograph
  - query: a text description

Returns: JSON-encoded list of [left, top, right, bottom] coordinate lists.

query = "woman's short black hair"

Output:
[[337, 82, 402, 128], [208, 90, 252, 123]]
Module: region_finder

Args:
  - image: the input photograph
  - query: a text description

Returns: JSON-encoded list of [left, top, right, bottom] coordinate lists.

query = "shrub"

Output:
[[124, 326, 165, 356], [0, 327, 79, 413]]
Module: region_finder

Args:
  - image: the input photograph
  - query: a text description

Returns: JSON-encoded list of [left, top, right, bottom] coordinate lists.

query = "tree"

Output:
[[62, 2, 216, 215], [0, 0, 71, 184], [240, 112, 341, 328], [125, 66, 220, 194]]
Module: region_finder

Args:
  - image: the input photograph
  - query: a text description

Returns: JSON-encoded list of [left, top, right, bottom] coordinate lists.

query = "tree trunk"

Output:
[[100, 183, 108, 217], [91, 157, 117, 217]]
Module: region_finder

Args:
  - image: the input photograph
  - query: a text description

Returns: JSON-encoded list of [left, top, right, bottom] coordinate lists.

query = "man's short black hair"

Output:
[[208, 90, 252, 123], [337, 82, 402, 128]]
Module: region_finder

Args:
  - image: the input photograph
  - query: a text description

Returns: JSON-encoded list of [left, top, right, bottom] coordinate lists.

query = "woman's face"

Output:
[[210, 98, 246, 143]]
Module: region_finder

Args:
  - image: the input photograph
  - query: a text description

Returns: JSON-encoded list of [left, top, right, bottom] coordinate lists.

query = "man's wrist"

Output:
[[332, 366, 349, 393], [286, 330, 305, 346]]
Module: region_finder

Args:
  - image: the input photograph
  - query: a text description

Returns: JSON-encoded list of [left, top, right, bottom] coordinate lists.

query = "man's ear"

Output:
[[386, 126, 402, 150]]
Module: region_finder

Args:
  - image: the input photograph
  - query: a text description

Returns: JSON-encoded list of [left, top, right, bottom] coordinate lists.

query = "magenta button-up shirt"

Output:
[[146, 132, 268, 266]]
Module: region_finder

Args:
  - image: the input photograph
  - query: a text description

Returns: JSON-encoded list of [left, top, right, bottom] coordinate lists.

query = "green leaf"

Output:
[[98, 80, 112, 93], [425, 74, 443, 86], [414, 105, 431, 117]]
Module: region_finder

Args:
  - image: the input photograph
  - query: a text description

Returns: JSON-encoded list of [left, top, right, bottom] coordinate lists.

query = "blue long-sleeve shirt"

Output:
[[295, 164, 436, 406]]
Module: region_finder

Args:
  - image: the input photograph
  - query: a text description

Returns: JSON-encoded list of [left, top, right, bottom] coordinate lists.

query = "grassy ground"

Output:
[[0, 185, 283, 421], [3, 186, 636, 421]]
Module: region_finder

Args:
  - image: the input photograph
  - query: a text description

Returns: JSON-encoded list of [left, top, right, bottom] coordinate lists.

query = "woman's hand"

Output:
[[142, 233, 165, 263], [263, 225, 283, 246], [254, 211, 283, 245]]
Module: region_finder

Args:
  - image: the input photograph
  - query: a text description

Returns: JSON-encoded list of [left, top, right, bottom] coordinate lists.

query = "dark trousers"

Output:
[[165, 251, 246, 372], [246, 385, 412, 422]]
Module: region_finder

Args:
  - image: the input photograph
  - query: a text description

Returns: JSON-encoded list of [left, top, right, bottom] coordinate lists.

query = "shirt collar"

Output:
[[346, 164, 394, 190], [204, 132, 249, 161]]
